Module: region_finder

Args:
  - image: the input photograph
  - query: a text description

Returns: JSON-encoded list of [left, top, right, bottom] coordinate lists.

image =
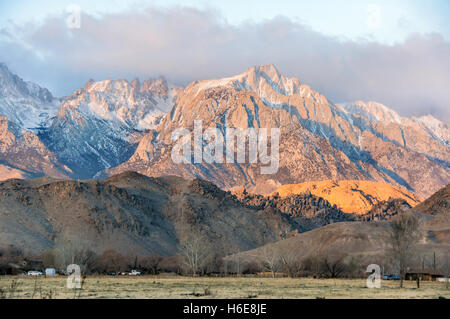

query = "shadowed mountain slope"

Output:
[[0, 172, 353, 255]]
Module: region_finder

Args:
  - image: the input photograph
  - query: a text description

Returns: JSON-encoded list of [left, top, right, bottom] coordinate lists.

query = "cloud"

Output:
[[1, 6, 449, 122]]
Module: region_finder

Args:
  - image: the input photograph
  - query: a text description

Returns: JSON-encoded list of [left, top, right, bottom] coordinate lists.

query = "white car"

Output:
[[27, 270, 43, 276], [129, 270, 141, 276]]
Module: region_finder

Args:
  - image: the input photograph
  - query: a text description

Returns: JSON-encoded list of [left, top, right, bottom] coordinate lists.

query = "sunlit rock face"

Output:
[[107, 64, 450, 199], [0, 115, 72, 180]]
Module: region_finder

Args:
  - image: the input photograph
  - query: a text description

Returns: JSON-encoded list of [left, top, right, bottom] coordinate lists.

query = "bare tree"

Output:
[[231, 247, 243, 277], [0, 246, 24, 275], [223, 254, 229, 277], [445, 254, 449, 290], [208, 253, 224, 274], [178, 231, 214, 276], [0, 246, 24, 265], [302, 254, 320, 278], [318, 253, 347, 278], [40, 249, 56, 269], [385, 213, 421, 288], [259, 245, 281, 278], [97, 249, 127, 274], [52, 236, 96, 273], [279, 246, 301, 277], [225, 243, 248, 277], [139, 255, 163, 275]]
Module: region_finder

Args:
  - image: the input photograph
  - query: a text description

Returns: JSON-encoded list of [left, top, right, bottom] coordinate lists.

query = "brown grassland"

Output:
[[0, 275, 448, 299]]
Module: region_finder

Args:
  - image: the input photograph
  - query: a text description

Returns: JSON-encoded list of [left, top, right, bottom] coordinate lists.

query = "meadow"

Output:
[[0, 275, 448, 299]]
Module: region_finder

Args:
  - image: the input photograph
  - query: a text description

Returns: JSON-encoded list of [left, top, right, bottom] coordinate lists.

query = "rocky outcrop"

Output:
[[272, 180, 421, 214], [360, 198, 412, 221]]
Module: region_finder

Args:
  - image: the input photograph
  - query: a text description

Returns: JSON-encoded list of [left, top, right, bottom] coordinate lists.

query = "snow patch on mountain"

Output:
[[339, 101, 403, 124], [413, 115, 450, 145]]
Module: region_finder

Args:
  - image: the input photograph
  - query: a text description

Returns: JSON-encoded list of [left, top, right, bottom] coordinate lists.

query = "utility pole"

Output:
[[433, 252, 436, 271], [446, 255, 449, 290]]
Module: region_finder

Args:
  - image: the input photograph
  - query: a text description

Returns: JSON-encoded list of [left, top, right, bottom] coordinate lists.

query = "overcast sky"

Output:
[[0, 0, 449, 121]]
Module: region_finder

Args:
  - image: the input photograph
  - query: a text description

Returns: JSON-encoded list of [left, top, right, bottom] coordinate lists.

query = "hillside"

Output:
[[0, 172, 354, 256], [412, 184, 450, 216], [236, 218, 449, 270], [236, 184, 450, 268], [272, 180, 422, 214]]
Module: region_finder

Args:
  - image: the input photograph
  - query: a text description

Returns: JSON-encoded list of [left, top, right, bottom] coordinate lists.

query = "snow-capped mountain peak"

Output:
[[0, 63, 60, 130], [237, 64, 301, 96], [190, 64, 325, 107], [40, 75, 182, 178], [62, 77, 180, 131]]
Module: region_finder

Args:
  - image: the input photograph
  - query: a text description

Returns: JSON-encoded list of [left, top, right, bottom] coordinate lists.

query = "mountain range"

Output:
[[106, 64, 449, 198], [0, 63, 449, 199], [0, 171, 447, 257]]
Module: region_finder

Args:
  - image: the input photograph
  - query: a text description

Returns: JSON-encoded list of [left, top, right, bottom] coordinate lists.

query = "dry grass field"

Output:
[[0, 275, 448, 299]]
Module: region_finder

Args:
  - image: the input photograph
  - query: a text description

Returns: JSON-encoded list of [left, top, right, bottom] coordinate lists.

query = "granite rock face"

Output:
[[106, 65, 450, 198], [0, 115, 72, 179], [360, 198, 413, 221]]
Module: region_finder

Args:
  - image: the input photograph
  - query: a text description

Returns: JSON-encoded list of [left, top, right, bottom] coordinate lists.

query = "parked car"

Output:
[[129, 270, 141, 276], [391, 275, 401, 280], [27, 270, 43, 276], [382, 274, 392, 280]]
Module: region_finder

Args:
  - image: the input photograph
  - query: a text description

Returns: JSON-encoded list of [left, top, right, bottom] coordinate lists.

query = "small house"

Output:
[[405, 269, 444, 281], [45, 268, 56, 276]]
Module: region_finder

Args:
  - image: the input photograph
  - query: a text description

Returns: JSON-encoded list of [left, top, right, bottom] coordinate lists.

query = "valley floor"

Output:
[[0, 276, 449, 299]]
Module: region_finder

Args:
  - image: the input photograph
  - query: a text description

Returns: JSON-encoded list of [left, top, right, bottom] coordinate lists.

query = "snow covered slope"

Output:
[[0, 63, 60, 130], [40, 77, 181, 178]]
